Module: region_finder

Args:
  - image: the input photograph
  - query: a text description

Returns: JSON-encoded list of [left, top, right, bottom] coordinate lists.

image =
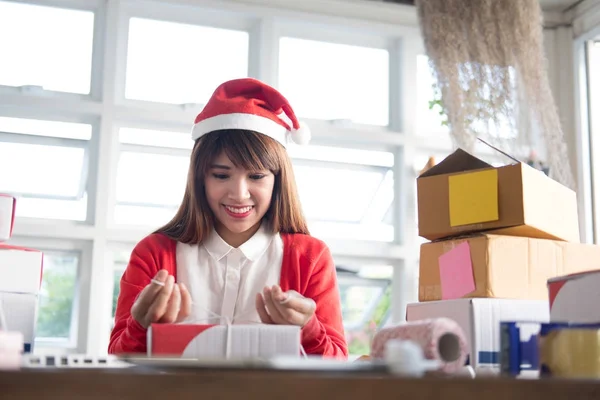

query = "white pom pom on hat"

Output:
[[191, 78, 311, 148], [288, 120, 311, 146]]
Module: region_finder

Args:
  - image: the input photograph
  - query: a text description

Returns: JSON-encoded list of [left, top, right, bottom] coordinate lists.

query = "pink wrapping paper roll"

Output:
[[370, 318, 469, 373]]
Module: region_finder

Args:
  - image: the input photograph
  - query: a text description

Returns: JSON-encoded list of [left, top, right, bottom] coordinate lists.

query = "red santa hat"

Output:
[[191, 78, 311, 147]]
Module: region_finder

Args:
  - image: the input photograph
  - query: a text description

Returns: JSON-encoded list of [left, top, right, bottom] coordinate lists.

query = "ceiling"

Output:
[[376, 0, 584, 13]]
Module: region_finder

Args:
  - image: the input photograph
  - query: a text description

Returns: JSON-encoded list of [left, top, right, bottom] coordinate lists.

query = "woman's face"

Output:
[[204, 151, 275, 246]]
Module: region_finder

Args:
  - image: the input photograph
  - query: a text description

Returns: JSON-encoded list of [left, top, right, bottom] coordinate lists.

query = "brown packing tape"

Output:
[[540, 328, 600, 379]]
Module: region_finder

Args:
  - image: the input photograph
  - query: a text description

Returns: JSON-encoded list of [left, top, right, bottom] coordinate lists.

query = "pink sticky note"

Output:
[[438, 242, 475, 300]]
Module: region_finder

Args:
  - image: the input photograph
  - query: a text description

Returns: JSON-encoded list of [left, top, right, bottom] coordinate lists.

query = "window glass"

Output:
[[36, 251, 79, 345], [119, 127, 192, 150], [0, 1, 94, 94], [338, 263, 392, 356], [0, 117, 90, 221], [125, 18, 249, 104], [291, 145, 395, 242], [115, 128, 191, 226], [279, 37, 389, 126], [115, 151, 189, 226]]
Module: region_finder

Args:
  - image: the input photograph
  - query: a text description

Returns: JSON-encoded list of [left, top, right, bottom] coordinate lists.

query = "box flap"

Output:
[[419, 148, 492, 178]]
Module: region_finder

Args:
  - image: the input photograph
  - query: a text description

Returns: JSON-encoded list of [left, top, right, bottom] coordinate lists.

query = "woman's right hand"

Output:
[[131, 269, 192, 329]]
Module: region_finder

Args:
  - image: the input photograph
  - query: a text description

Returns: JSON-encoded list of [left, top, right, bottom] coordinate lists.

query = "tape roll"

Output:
[[370, 318, 469, 373], [540, 324, 600, 379]]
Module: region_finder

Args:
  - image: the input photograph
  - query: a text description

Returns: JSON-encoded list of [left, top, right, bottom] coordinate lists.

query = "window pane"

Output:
[[0, 143, 85, 197], [416, 55, 449, 136], [125, 18, 249, 104], [119, 127, 192, 150], [279, 37, 389, 126], [36, 251, 79, 343], [295, 166, 387, 222], [0, 118, 90, 221], [0, 1, 94, 94], [116, 152, 188, 205], [337, 263, 392, 356], [291, 146, 394, 242], [15, 196, 88, 222], [115, 152, 189, 226]]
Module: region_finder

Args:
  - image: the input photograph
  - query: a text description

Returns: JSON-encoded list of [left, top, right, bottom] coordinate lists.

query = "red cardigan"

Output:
[[108, 232, 348, 359]]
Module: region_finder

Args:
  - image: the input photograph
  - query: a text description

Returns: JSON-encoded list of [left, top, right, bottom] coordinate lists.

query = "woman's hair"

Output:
[[155, 129, 309, 244]]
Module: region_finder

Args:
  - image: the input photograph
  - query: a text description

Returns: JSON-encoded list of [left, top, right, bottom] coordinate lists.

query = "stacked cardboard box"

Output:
[[0, 194, 43, 354], [406, 148, 600, 370]]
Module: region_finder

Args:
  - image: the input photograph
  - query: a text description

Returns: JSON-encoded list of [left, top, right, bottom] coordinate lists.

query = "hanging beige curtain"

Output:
[[416, 0, 575, 190]]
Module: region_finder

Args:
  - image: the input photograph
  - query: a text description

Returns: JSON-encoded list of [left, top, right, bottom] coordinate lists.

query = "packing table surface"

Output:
[[1, 368, 600, 400]]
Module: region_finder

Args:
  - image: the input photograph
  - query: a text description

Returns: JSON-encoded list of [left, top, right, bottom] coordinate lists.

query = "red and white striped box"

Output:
[[0, 194, 16, 242], [548, 270, 600, 324], [148, 324, 301, 359]]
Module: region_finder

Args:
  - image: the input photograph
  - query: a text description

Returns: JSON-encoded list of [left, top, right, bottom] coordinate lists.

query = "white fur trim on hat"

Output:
[[192, 113, 288, 147]]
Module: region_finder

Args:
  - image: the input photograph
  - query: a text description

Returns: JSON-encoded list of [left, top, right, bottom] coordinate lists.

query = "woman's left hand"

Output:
[[255, 285, 316, 327]]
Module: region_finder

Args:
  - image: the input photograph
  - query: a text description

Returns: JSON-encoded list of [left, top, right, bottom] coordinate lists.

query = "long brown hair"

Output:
[[155, 129, 309, 244]]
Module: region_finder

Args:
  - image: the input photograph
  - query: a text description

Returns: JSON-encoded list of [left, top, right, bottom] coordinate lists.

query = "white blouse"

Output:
[[176, 224, 283, 325]]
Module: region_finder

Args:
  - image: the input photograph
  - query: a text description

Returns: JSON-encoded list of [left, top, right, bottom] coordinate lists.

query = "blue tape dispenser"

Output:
[[500, 321, 542, 376]]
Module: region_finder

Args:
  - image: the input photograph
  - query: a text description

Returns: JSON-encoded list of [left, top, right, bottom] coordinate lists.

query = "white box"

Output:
[[406, 299, 549, 370], [0, 292, 39, 353], [0, 245, 43, 294], [0, 195, 15, 242], [148, 324, 301, 359], [548, 270, 600, 323]]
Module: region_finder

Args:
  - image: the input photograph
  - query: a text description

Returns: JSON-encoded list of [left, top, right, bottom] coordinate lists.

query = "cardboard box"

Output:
[[417, 148, 579, 242], [406, 299, 549, 370], [548, 270, 600, 323], [0, 292, 38, 353], [419, 234, 600, 301], [148, 324, 301, 359], [0, 195, 16, 242], [0, 245, 43, 294]]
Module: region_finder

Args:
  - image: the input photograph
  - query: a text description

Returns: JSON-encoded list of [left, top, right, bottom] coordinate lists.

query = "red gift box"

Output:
[[148, 323, 301, 359]]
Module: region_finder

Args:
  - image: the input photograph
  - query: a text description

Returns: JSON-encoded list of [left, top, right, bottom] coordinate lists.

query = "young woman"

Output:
[[108, 78, 348, 359]]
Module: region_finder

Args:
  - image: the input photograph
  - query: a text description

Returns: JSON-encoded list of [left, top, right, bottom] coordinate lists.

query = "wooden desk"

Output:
[[1, 368, 600, 400]]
